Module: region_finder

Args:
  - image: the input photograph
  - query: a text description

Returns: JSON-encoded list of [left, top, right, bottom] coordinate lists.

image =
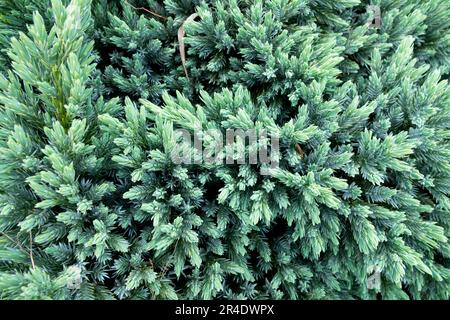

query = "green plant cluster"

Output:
[[0, 0, 449, 300]]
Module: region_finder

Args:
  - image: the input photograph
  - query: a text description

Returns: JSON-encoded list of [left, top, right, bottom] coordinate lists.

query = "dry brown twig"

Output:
[[0, 231, 27, 252], [178, 13, 199, 79], [126, 2, 198, 80], [0, 231, 35, 269], [127, 2, 167, 20], [29, 231, 36, 270], [295, 143, 305, 159]]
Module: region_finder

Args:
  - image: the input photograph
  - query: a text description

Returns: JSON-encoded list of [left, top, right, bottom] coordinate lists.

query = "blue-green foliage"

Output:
[[0, 0, 449, 300]]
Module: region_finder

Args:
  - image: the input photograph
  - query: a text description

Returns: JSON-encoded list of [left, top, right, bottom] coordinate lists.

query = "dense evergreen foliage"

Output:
[[0, 0, 449, 299]]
